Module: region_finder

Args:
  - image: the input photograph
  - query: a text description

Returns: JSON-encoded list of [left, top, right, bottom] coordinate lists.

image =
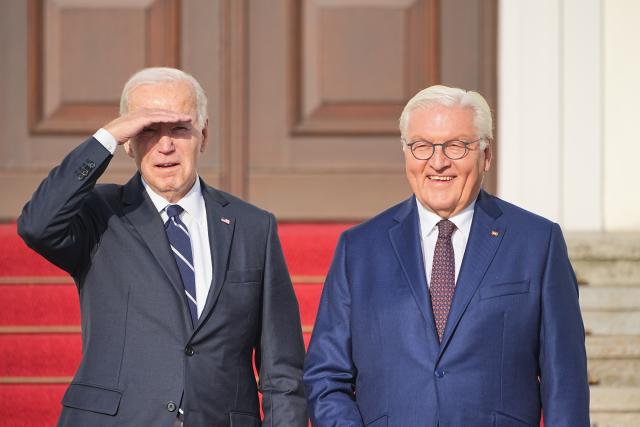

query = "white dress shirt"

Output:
[[94, 128, 117, 154], [93, 128, 212, 317], [416, 198, 475, 286], [142, 178, 212, 318]]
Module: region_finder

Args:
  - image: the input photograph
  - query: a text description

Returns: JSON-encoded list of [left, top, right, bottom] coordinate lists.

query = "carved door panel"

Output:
[[0, 0, 227, 219], [245, 0, 496, 220], [0, 0, 495, 220]]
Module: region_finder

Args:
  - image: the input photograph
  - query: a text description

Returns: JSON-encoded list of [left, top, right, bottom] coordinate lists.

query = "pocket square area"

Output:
[[479, 280, 530, 300]]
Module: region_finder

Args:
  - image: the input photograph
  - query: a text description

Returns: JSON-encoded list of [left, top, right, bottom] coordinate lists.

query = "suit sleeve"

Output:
[[17, 138, 112, 276], [258, 213, 308, 426], [539, 223, 590, 426], [304, 233, 365, 426]]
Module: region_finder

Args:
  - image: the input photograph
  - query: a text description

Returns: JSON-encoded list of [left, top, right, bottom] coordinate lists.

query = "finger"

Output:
[[104, 110, 195, 144], [135, 109, 193, 122]]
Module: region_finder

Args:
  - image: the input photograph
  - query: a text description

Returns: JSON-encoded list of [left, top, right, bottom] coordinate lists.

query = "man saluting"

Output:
[[19, 67, 307, 427]]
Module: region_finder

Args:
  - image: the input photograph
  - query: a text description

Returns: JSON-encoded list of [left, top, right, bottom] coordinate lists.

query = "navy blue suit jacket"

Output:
[[304, 191, 589, 426], [19, 138, 307, 426]]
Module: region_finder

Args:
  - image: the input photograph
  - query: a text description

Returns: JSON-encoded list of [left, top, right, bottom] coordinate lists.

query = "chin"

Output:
[[150, 180, 176, 194], [421, 191, 449, 205]]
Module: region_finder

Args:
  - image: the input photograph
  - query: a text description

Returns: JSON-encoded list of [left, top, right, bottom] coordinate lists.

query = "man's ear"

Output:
[[123, 140, 135, 159], [483, 139, 493, 172], [200, 119, 209, 153]]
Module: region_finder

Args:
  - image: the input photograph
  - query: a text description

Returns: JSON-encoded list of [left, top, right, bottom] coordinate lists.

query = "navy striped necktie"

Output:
[[165, 204, 198, 327]]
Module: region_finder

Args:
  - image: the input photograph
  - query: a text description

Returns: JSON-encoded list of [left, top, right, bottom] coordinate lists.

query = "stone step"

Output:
[[587, 336, 640, 359], [567, 232, 640, 261], [583, 311, 640, 335], [580, 286, 640, 311], [590, 386, 640, 411], [588, 359, 640, 386], [572, 259, 640, 286], [565, 234, 640, 425], [590, 412, 640, 427]]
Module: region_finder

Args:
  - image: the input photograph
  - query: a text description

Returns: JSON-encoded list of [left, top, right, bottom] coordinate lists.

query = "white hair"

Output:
[[119, 67, 208, 128], [399, 85, 492, 149]]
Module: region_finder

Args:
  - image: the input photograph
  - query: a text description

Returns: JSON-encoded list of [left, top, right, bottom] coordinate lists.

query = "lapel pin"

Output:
[[220, 218, 231, 225], [490, 230, 499, 237]]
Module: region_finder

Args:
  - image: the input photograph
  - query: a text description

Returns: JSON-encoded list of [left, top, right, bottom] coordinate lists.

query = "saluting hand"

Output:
[[104, 109, 192, 145]]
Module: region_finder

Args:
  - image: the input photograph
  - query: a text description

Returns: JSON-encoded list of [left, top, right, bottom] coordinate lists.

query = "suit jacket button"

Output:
[[435, 368, 446, 378], [166, 401, 177, 412], [185, 345, 195, 356]]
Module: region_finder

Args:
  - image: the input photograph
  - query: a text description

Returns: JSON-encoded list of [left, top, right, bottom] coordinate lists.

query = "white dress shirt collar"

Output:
[[416, 197, 475, 239], [141, 176, 206, 225], [416, 195, 477, 284]]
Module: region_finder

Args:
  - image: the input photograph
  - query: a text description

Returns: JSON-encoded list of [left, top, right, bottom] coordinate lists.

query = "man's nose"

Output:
[[157, 133, 175, 153], [429, 145, 450, 170]]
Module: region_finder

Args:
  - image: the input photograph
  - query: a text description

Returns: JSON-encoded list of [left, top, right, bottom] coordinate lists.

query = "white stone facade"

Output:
[[498, 0, 640, 231]]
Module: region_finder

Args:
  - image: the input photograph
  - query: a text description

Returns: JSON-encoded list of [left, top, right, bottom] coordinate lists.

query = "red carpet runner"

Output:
[[0, 223, 544, 426], [0, 222, 350, 426]]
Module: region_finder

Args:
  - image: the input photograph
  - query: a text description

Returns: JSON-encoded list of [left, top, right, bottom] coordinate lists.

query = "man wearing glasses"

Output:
[[304, 85, 590, 426]]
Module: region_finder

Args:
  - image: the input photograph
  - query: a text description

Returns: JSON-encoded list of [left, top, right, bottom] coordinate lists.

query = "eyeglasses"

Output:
[[403, 138, 484, 161]]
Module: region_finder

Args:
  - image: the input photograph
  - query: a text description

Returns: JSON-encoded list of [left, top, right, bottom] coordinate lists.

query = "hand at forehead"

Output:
[[104, 108, 192, 145]]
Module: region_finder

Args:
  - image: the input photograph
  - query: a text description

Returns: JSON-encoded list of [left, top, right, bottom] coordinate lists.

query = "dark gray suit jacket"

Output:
[[18, 138, 307, 426]]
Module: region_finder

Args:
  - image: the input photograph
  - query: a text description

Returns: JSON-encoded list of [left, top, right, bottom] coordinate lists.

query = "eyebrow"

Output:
[[408, 137, 476, 143]]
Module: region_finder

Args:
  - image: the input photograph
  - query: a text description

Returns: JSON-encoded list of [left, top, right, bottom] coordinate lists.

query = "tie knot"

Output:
[[437, 219, 455, 239], [166, 204, 184, 219]]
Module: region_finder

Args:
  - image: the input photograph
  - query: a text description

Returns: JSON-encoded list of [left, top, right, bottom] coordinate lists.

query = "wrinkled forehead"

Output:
[[127, 81, 197, 117]]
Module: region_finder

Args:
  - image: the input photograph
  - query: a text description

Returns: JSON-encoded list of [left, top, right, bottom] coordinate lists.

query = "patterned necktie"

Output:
[[165, 204, 198, 327], [430, 219, 456, 342]]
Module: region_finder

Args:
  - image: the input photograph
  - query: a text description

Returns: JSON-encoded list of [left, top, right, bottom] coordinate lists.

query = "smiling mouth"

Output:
[[428, 175, 454, 181]]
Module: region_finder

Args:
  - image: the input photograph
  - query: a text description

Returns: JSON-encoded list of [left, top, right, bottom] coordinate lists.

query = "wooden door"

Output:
[[0, 0, 495, 221], [0, 0, 231, 219], [244, 0, 496, 220]]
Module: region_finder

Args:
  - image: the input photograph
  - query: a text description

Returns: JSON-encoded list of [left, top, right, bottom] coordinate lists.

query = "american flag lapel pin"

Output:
[[221, 217, 231, 225], [490, 230, 499, 237]]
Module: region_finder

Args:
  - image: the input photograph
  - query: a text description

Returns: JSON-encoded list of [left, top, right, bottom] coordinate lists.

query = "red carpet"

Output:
[[0, 385, 68, 427], [0, 222, 351, 425], [0, 223, 544, 426]]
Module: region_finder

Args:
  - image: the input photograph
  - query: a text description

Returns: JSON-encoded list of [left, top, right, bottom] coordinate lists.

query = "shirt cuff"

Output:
[[93, 128, 117, 155]]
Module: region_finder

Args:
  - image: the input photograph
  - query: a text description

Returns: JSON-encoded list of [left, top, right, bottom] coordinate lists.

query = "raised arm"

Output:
[[17, 109, 191, 275]]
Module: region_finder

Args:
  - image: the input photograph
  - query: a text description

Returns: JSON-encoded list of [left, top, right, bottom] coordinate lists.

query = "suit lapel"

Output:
[[389, 197, 440, 348], [122, 174, 192, 328], [438, 190, 505, 354], [192, 181, 234, 333]]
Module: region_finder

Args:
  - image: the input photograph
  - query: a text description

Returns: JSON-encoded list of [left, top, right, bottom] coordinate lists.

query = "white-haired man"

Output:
[[304, 85, 590, 426], [19, 67, 308, 426]]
